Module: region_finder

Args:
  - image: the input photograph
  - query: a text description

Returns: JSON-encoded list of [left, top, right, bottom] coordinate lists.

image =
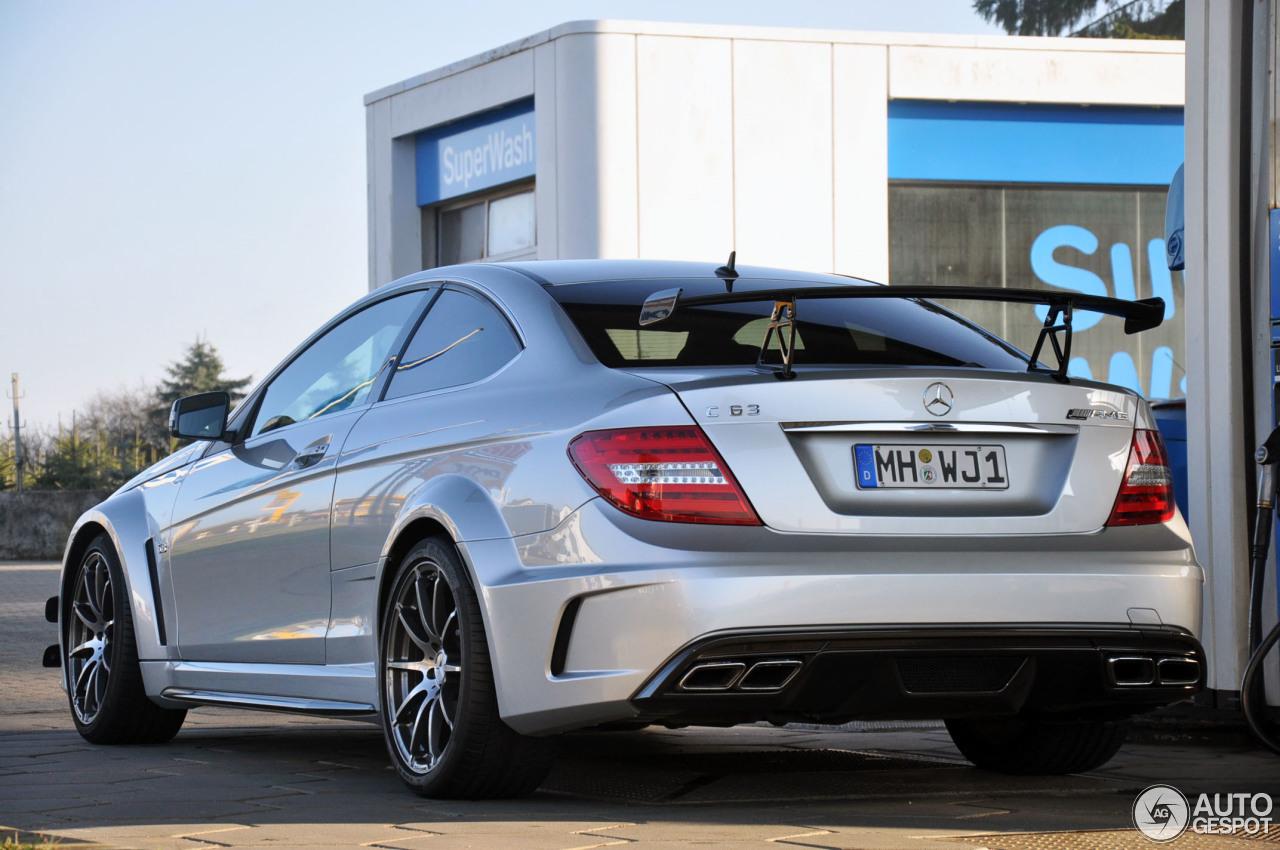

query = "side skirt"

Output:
[[141, 659, 379, 718], [161, 688, 376, 718]]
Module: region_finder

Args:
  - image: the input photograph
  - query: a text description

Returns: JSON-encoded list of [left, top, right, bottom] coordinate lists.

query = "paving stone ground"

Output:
[[3, 563, 1278, 850]]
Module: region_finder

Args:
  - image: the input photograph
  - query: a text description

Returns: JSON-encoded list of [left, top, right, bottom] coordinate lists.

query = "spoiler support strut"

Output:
[[1028, 301, 1074, 382]]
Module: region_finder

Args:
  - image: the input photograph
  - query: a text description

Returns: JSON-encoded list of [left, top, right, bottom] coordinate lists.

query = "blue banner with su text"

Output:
[[417, 100, 535, 206]]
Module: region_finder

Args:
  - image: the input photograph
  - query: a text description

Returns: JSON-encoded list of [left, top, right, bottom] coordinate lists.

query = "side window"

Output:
[[384, 289, 521, 400], [251, 292, 427, 437]]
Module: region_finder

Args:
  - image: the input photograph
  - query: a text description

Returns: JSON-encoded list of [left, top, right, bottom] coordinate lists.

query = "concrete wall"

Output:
[[0, 491, 106, 561], [365, 20, 1185, 290]]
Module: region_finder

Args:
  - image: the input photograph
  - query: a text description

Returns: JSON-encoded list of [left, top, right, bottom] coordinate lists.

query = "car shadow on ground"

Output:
[[1, 715, 1145, 833]]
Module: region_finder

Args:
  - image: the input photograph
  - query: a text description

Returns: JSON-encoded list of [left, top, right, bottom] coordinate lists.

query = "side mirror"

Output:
[[169, 392, 231, 441]]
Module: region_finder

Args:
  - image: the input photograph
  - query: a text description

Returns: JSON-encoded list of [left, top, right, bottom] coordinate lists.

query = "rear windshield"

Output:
[[549, 279, 1029, 371]]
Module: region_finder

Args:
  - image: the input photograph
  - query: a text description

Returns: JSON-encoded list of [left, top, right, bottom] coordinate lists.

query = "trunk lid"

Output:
[[640, 367, 1138, 536]]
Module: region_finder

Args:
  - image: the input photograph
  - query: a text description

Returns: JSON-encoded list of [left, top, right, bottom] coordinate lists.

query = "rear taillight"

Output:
[[1106, 428, 1175, 526], [568, 427, 761, 525]]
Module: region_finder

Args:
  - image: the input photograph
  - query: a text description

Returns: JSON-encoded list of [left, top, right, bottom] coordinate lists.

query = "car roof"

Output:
[[490, 259, 875, 288]]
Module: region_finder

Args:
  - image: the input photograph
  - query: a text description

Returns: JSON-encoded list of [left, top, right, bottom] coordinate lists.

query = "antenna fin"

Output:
[[714, 250, 738, 291]]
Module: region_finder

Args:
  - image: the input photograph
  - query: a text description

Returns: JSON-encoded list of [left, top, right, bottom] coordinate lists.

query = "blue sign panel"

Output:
[[416, 100, 535, 206], [888, 101, 1184, 185]]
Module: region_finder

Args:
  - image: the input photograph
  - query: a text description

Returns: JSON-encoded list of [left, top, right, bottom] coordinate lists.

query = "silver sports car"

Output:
[[46, 259, 1204, 798]]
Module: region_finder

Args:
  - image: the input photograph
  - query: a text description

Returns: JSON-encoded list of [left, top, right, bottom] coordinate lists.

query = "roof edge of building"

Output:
[[363, 18, 1185, 106]]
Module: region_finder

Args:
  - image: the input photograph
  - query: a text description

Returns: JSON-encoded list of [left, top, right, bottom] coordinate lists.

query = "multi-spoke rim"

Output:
[[68, 549, 114, 725], [384, 560, 462, 774]]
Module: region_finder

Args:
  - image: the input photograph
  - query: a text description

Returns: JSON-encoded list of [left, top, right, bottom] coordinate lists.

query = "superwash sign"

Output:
[[417, 100, 535, 205]]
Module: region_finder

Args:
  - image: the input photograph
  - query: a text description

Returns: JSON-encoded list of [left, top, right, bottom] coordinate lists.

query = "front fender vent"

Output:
[[144, 538, 167, 646]]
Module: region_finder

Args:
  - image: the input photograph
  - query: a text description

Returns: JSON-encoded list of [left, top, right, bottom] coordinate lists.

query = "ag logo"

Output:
[[1133, 784, 1190, 842]]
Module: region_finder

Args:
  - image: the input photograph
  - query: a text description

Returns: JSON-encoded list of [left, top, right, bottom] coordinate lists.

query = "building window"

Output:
[[888, 181, 1184, 400], [428, 183, 535, 268]]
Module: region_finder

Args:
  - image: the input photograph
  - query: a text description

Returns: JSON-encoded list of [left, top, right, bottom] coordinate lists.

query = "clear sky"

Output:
[[0, 1, 1003, 430]]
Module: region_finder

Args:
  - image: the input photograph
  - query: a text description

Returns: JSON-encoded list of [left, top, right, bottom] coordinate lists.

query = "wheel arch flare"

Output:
[[60, 493, 170, 663], [374, 474, 520, 689]]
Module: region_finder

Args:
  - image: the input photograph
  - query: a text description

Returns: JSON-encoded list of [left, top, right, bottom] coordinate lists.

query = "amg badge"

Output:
[[1067, 407, 1129, 421]]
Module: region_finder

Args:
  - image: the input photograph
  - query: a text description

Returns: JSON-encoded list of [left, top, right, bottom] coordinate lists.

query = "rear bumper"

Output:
[[465, 499, 1203, 736], [631, 625, 1205, 727]]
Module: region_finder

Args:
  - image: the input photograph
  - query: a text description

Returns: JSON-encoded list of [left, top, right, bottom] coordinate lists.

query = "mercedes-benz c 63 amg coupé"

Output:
[[46, 258, 1204, 797]]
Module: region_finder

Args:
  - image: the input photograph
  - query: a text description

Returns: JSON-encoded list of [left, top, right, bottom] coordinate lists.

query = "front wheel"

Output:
[[66, 534, 186, 744], [945, 715, 1128, 775], [379, 537, 552, 798]]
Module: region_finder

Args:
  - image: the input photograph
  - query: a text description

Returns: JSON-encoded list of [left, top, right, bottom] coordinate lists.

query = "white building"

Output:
[[365, 20, 1185, 399]]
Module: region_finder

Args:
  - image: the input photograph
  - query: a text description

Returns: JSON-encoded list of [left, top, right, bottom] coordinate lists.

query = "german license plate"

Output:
[[854, 444, 1009, 490]]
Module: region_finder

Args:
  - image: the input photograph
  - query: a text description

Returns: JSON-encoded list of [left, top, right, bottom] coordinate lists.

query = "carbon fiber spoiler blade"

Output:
[[641, 285, 1163, 334]]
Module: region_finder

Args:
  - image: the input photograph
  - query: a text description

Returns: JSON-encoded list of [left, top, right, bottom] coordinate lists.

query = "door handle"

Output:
[[292, 444, 329, 468]]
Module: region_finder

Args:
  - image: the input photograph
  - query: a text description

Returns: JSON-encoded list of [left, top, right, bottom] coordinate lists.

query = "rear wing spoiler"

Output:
[[638, 284, 1165, 383]]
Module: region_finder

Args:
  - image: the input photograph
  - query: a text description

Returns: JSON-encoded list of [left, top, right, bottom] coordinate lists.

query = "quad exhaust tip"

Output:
[[1107, 655, 1199, 687], [1156, 657, 1201, 686], [678, 661, 746, 691], [677, 659, 803, 693], [739, 660, 804, 691]]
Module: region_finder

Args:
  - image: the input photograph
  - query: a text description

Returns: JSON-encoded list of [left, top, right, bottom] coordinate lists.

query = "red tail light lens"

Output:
[[568, 427, 762, 525], [1106, 428, 1175, 526]]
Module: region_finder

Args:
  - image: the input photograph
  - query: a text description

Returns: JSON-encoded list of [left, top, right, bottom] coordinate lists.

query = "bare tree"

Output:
[[11, 338, 254, 489], [81, 382, 169, 459]]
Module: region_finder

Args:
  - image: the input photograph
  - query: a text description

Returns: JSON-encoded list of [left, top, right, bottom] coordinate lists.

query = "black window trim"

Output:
[[376, 286, 445, 405]]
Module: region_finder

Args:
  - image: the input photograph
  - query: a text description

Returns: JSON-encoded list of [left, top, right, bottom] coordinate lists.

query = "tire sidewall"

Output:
[[67, 536, 130, 739]]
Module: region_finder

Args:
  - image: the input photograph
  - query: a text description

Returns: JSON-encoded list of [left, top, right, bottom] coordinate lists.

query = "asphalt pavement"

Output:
[[2, 562, 1278, 850]]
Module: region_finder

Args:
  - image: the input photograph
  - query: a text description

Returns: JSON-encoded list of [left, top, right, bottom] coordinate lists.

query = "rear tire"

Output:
[[379, 536, 553, 798], [945, 715, 1128, 775], [66, 533, 186, 744]]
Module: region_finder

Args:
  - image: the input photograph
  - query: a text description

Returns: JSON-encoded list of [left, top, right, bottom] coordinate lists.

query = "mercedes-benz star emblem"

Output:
[[923, 382, 954, 417]]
